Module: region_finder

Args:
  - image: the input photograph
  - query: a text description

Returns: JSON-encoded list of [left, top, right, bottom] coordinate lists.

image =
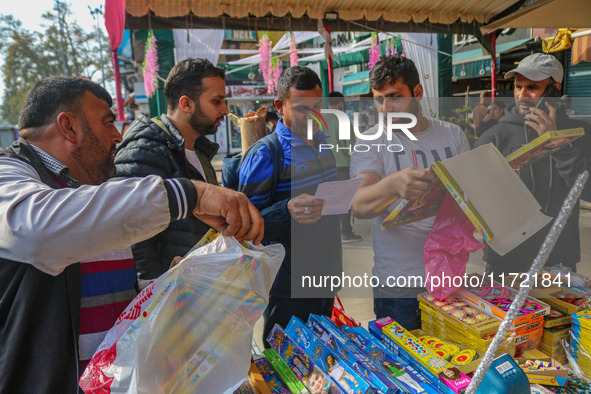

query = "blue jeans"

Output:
[[373, 286, 423, 330]]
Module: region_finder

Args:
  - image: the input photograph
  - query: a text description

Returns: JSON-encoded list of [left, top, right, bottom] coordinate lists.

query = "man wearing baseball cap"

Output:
[[475, 53, 587, 275]]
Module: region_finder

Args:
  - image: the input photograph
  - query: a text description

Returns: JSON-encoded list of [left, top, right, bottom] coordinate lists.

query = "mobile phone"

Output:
[[533, 85, 562, 114]]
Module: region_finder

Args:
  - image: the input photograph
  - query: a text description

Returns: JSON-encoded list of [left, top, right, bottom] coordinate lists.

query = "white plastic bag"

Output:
[[80, 235, 284, 393]]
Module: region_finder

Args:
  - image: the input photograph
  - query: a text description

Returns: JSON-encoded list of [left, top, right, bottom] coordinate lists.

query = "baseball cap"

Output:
[[505, 53, 563, 83]]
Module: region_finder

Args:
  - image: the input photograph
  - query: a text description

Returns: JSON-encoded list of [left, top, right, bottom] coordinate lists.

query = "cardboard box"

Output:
[[505, 128, 585, 168], [540, 342, 566, 358], [373, 318, 470, 394], [542, 326, 570, 347], [284, 317, 376, 394], [250, 358, 282, 394], [307, 314, 404, 394], [418, 296, 500, 338], [421, 317, 517, 357], [341, 326, 441, 394], [516, 357, 568, 387], [266, 324, 340, 394], [531, 287, 589, 315], [410, 329, 483, 375], [383, 144, 552, 255], [456, 274, 550, 326], [543, 309, 571, 328]]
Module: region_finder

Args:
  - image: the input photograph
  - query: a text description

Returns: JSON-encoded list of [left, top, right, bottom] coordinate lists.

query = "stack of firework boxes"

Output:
[[455, 274, 550, 356], [417, 280, 550, 357], [509, 270, 591, 363], [540, 309, 571, 364], [254, 313, 477, 393], [569, 309, 591, 380], [417, 292, 505, 355]]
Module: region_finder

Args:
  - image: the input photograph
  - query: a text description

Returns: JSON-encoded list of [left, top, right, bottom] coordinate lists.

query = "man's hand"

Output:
[[525, 102, 558, 136], [287, 193, 325, 224], [170, 256, 183, 269], [191, 181, 264, 244], [388, 167, 436, 201]]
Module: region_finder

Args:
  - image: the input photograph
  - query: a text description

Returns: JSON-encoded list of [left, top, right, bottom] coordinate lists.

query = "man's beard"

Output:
[[71, 122, 116, 185], [516, 98, 538, 116], [189, 105, 221, 136]]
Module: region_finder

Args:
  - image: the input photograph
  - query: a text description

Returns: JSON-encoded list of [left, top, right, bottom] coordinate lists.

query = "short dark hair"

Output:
[[265, 111, 279, 122], [327, 91, 344, 107], [276, 66, 322, 102], [18, 76, 112, 130], [492, 101, 506, 110], [164, 58, 226, 111], [369, 55, 420, 92]]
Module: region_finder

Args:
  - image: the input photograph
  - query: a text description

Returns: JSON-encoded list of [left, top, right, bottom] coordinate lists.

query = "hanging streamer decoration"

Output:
[[258, 32, 274, 94], [143, 31, 159, 98], [270, 58, 283, 94], [289, 33, 299, 67], [369, 32, 381, 70], [385, 36, 399, 57]]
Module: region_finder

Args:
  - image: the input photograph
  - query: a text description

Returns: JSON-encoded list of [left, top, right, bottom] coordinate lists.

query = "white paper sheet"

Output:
[[314, 177, 364, 215]]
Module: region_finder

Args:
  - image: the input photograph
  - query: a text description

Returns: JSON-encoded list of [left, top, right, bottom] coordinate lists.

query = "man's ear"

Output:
[[413, 83, 424, 99], [178, 95, 194, 114], [553, 82, 562, 91], [56, 112, 78, 144], [274, 98, 284, 116]]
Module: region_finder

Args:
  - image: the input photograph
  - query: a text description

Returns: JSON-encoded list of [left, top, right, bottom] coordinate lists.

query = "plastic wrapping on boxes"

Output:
[[80, 235, 284, 394]]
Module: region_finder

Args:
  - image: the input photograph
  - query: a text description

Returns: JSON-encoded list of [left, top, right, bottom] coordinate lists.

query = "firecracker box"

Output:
[[418, 294, 500, 338], [284, 317, 376, 394], [531, 287, 589, 316], [307, 314, 405, 394], [543, 308, 572, 328], [456, 274, 550, 326], [542, 326, 571, 347], [515, 357, 568, 387], [374, 318, 472, 394], [341, 325, 440, 394], [409, 329, 484, 375]]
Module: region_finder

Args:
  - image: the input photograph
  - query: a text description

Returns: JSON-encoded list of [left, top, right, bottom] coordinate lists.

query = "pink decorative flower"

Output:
[[258, 33, 274, 94], [142, 31, 159, 97], [289, 33, 299, 67], [369, 33, 381, 70]]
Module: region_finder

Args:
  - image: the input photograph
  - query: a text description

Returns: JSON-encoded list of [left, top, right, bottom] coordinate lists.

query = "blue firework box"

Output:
[[341, 325, 440, 394], [307, 314, 404, 394], [267, 324, 343, 394], [368, 319, 456, 394], [252, 356, 291, 394], [285, 316, 377, 394]]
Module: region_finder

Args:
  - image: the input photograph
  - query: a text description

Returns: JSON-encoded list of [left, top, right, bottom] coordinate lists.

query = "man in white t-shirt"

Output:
[[114, 58, 227, 282], [350, 55, 470, 330]]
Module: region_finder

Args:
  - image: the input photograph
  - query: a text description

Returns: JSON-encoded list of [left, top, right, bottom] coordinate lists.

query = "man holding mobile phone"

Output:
[[475, 53, 587, 275]]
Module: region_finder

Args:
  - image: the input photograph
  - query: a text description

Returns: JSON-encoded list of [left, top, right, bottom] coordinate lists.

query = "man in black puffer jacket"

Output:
[[476, 53, 587, 275], [115, 58, 227, 283]]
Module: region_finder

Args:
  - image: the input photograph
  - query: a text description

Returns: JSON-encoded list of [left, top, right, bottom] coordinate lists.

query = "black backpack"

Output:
[[221, 133, 284, 201]]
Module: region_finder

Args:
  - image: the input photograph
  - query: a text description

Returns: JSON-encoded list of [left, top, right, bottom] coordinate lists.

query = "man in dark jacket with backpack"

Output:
[[238, 66, 342, 344], [115, 58, 227, 283]]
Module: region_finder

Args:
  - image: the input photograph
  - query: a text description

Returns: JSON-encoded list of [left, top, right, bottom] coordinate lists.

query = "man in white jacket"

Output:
[[0, 76, 263, 393]]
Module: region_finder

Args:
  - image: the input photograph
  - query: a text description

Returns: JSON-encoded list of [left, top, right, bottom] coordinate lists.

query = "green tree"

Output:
[[0, 2, 112, 125]]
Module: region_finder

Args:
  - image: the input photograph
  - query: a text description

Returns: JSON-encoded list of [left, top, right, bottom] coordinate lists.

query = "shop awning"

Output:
[[571, 29, 591, 65], [452, 37, 533, 79], [125, 0, 522, 33], [481, 0, 591, 34], [127, 0, 519, 24]]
